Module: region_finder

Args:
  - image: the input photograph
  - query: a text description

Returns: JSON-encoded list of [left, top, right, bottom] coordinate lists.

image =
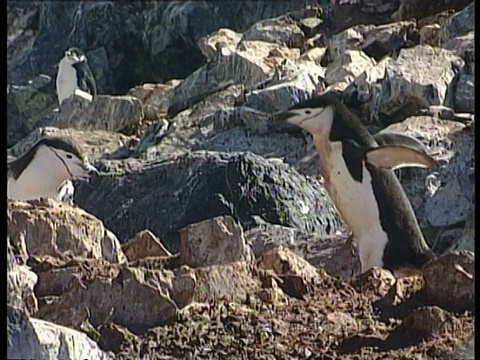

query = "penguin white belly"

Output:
[[56, 63, 78, 105], [318, 141, 388, 272]]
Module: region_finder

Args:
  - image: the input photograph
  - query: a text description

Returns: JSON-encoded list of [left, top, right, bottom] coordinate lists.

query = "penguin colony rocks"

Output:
[[56, 47, 97, 106], [7, 136, 97, 202], [272, 92, 438, 276]]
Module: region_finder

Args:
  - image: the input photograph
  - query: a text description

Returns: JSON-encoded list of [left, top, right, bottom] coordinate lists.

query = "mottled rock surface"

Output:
[[73, 151, 342, 251], [7, 2, 474, 359], [7, 198, 126, 263]]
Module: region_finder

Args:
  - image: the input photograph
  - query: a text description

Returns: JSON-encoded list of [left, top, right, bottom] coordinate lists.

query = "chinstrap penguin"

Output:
[[7, 136, 98, 202], [56, 47, 97, 106], [271, 92, 438, 276]]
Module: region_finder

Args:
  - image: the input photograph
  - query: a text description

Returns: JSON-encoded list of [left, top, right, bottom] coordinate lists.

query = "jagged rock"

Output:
[[30, 256, 115, 298], [399, 306, 456, 336], [7, 198, 127, 263], [8, 126, 136, 161], [136, 84, 245, 160], [187, 84, 245, 122], [361, 21, 417, 61], [8, 305, 112, 360], [97, 322, 137, 354], [245, 224, 361, 279], [7, 239, 38, 315], [425, 177, 472, 227], [9, 2, 320, 91], [448, 211, 475, 253], [35, 260, 196, 331], [324, 50, 376, 88], [241, 15, 305, 48], [419, 24, 446, 47], [443, 32, 474, 68], [297, 15, 323, 38], [131, 120, 172, 159], [300, 47, 327, 64], [423, 251, 474, 312], [424, 127, 473, 229], [193, 262, 260, 303], [257, 246, 321, 297], [380, 115, 473, 231], [167, 41, 299, 118], [178, 215, 252, 268], [127, 83, 177, 120], [7, 305, 43, 359], [324, 25, 373, 64], [198, 28, 243, 61], [257, 277, 287, 305], [7, 265, 38, 315], [74, 151, 342, 251], [193, 124, 312, 175], [7, 225, 30, 266], [342, 57, 392, 113], [453, 74, 474, 113], [51, 94, 143, 133], [391, 0, 472, 22], [122, 230, 172, 261], [257, 246, 320, 281], [7, 74, 57, 147], [7, 3, 476, 359], [418, 105, 473, 122], [444, 2, 475, 38], [369, 45, 464, 123], [244, 59, 325, 113], [452, 334, 475, 360], [350, 267, 396, 300]]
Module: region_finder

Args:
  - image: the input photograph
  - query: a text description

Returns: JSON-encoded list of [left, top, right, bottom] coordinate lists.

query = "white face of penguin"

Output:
[[271, 105, 335, 137], [63, 49, 86, 65]]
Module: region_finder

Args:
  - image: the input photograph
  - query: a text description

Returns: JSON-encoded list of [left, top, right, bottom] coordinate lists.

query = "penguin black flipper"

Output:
[[342, 139, 365, 183], [72, 60, 97, 97], [374, 132, 429, 154], [365, 145, 438, 170]]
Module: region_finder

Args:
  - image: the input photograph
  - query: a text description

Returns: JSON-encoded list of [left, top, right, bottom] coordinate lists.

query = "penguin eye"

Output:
[[66, 154, 73, 159], [305, 110, 312, 114]]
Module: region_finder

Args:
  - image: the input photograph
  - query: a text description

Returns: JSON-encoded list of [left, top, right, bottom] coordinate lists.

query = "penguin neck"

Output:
[[329, 106, 377, 148]]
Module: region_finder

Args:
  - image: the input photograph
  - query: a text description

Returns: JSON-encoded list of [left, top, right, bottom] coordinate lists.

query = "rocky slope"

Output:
[[7, 1, 474, 359]]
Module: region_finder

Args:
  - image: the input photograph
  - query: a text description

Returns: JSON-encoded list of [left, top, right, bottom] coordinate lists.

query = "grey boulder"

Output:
[[73, 151, 342, 251]]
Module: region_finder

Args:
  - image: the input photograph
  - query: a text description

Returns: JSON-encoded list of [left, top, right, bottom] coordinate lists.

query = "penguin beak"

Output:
[[82, 162, 98, 174], [270, 110, 296, 123]]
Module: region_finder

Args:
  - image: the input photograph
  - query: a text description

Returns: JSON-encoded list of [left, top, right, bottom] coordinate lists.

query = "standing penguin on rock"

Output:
[[56, 47, 97, 106], [271, 92, 438, 277]]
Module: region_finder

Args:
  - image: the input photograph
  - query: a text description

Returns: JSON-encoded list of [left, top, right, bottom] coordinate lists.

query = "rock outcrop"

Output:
[[7, 2, 474, 359]]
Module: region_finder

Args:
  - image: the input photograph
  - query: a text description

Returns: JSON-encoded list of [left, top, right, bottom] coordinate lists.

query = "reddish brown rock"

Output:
[[422, 251, 474, 312], [350, 267, 396, 300], [178, 215, 252, 268], [7, 198, 126, 263], [35, 260, 196, 332], [193, 262, 260, 304], [399, 306, 457, 336], [257, 246, 322, 298], [122, 230, 172, 261]]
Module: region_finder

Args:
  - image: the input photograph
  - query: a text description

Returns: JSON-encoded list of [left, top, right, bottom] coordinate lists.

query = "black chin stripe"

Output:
[[48, 148, 74, 179]]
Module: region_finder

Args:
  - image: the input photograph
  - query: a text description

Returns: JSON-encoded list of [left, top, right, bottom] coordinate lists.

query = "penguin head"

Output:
[[271, 92, 341, 136], [9, 136, 98, 182], [62, 47, 87, 65]]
